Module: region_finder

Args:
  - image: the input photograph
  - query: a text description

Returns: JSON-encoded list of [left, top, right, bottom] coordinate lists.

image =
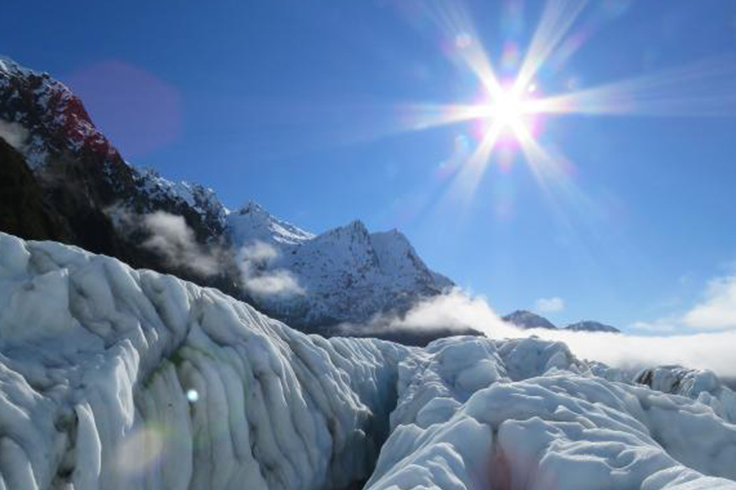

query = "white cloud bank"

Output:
[[346, 288, 736, 378], [629, 267, 736, 333], [534, 296, 565, 314], [237, 241, 304, 297], [682, 270, 736, 330]]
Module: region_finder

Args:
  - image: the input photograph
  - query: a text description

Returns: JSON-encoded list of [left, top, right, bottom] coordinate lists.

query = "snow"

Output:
[[0, 55, 111, 170], [367, 336, 736, 490], [503, 309, 559, 329], [227, 205, 452, 328], [0, 232, 406, 489], [133, 168, 229, 228], [227, 201, 314, 246], [0, 232, 735, 489]]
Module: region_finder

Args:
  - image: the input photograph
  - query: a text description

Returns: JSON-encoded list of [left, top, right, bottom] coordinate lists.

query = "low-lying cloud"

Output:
[[141, 211, 223, 277], [0, 119, 29, 150], [343, 288, 736, 378], [107, 207, 225, 277], [237, 241, 304, 297]]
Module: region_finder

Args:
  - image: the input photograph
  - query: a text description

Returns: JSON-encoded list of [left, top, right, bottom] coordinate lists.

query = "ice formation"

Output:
[[0, 232, 405, 489], [367, 337, 736, 490], [0, 231, 735, 489]]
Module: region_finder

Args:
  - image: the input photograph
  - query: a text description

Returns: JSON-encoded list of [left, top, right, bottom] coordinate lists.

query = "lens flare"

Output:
[[387, 0, 736, 212], [186, 388, 199, 403]]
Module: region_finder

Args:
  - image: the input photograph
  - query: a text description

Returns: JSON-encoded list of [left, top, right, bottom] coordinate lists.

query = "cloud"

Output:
[[628, 267, 736, 333], [237, 241, 304, 297], [334, 289, 517, 339], [389, 290, 513, 333], [344, 288, 736, 378], [534, 296, 565, 314], [141, 211, 223, 277], [0, 119, 29, 150], [630, 320, 678, 333], [547, 328, 736, 378], [681, 270, 736, 330], [107, 207, 302, 297]]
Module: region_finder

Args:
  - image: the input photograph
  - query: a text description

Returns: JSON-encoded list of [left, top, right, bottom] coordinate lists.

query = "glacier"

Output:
[[0, 231, 735, 490]]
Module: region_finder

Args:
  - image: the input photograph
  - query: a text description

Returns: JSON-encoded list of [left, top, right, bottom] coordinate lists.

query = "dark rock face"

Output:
[[0, 138, 65, 241], [0, 56, 242, 298]]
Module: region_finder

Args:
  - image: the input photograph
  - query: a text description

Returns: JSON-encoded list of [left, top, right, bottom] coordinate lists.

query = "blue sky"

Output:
[[4, 0, 736, 331]]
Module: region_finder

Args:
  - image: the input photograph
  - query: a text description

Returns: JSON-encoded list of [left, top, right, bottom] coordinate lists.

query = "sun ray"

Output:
[[528, 57, 736, 117], [515, 0, 590, 91], [399, 102, 491, 131], [251, 1, 736, 212], [420, 1, 504, 94], [446, 122, 504, 207]]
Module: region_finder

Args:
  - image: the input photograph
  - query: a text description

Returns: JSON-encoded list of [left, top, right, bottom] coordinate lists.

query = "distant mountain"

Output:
[[227, 201, 453, 331], [503, 310, 558, 329], [565, 320, 620, 333], [503, 310, 621, 333], [0, 55, 452, 336]]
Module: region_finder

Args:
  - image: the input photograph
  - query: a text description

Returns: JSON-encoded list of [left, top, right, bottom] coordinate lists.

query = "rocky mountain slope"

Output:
[[502, 309, 558, 329], [0, 55, 450, 335], [565, 319, 621, 333], [0, 55, 239, 295], [503, 309, 621, 333], [0, 231, 734, 490]]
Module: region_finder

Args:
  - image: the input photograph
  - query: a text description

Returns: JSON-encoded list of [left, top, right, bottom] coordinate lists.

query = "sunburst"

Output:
[[395, 0, 736, 208]]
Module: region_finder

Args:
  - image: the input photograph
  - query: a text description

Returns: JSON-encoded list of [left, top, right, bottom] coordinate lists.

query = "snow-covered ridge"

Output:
[[227, 201, 314, 246], [0, 232, 735, 489], [132, 168, 229, 230], [227, 204, 453, 329], [1, 55, 452, 331]]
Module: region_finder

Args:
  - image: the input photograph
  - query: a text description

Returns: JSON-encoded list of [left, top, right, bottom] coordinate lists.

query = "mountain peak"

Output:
[[565, 320, 620, 333], [227, 201, 313, 246], [239, 200, 266, 215], [503, 310, 558, 330], [0, 54, 115, 169]]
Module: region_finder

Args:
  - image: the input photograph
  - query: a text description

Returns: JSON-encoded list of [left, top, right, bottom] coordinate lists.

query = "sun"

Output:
[[491, 89, 526, 131], [389, 1, 735, 210], [492, 90, 524, 126], [480, 83, 536, 141]]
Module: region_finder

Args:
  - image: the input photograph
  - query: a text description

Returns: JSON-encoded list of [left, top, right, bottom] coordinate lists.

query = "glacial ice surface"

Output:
[[0, 232, 735, 489]]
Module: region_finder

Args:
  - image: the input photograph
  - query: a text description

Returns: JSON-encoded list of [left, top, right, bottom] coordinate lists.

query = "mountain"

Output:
[[0, 231, 734, 489], [228, 202, 453, 331], [565, 320, 621, 333], [502, 311, 622, 333], [502, 309, 558, 329], [0, 55, 239, 295], [0, 55, 451, 336]]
